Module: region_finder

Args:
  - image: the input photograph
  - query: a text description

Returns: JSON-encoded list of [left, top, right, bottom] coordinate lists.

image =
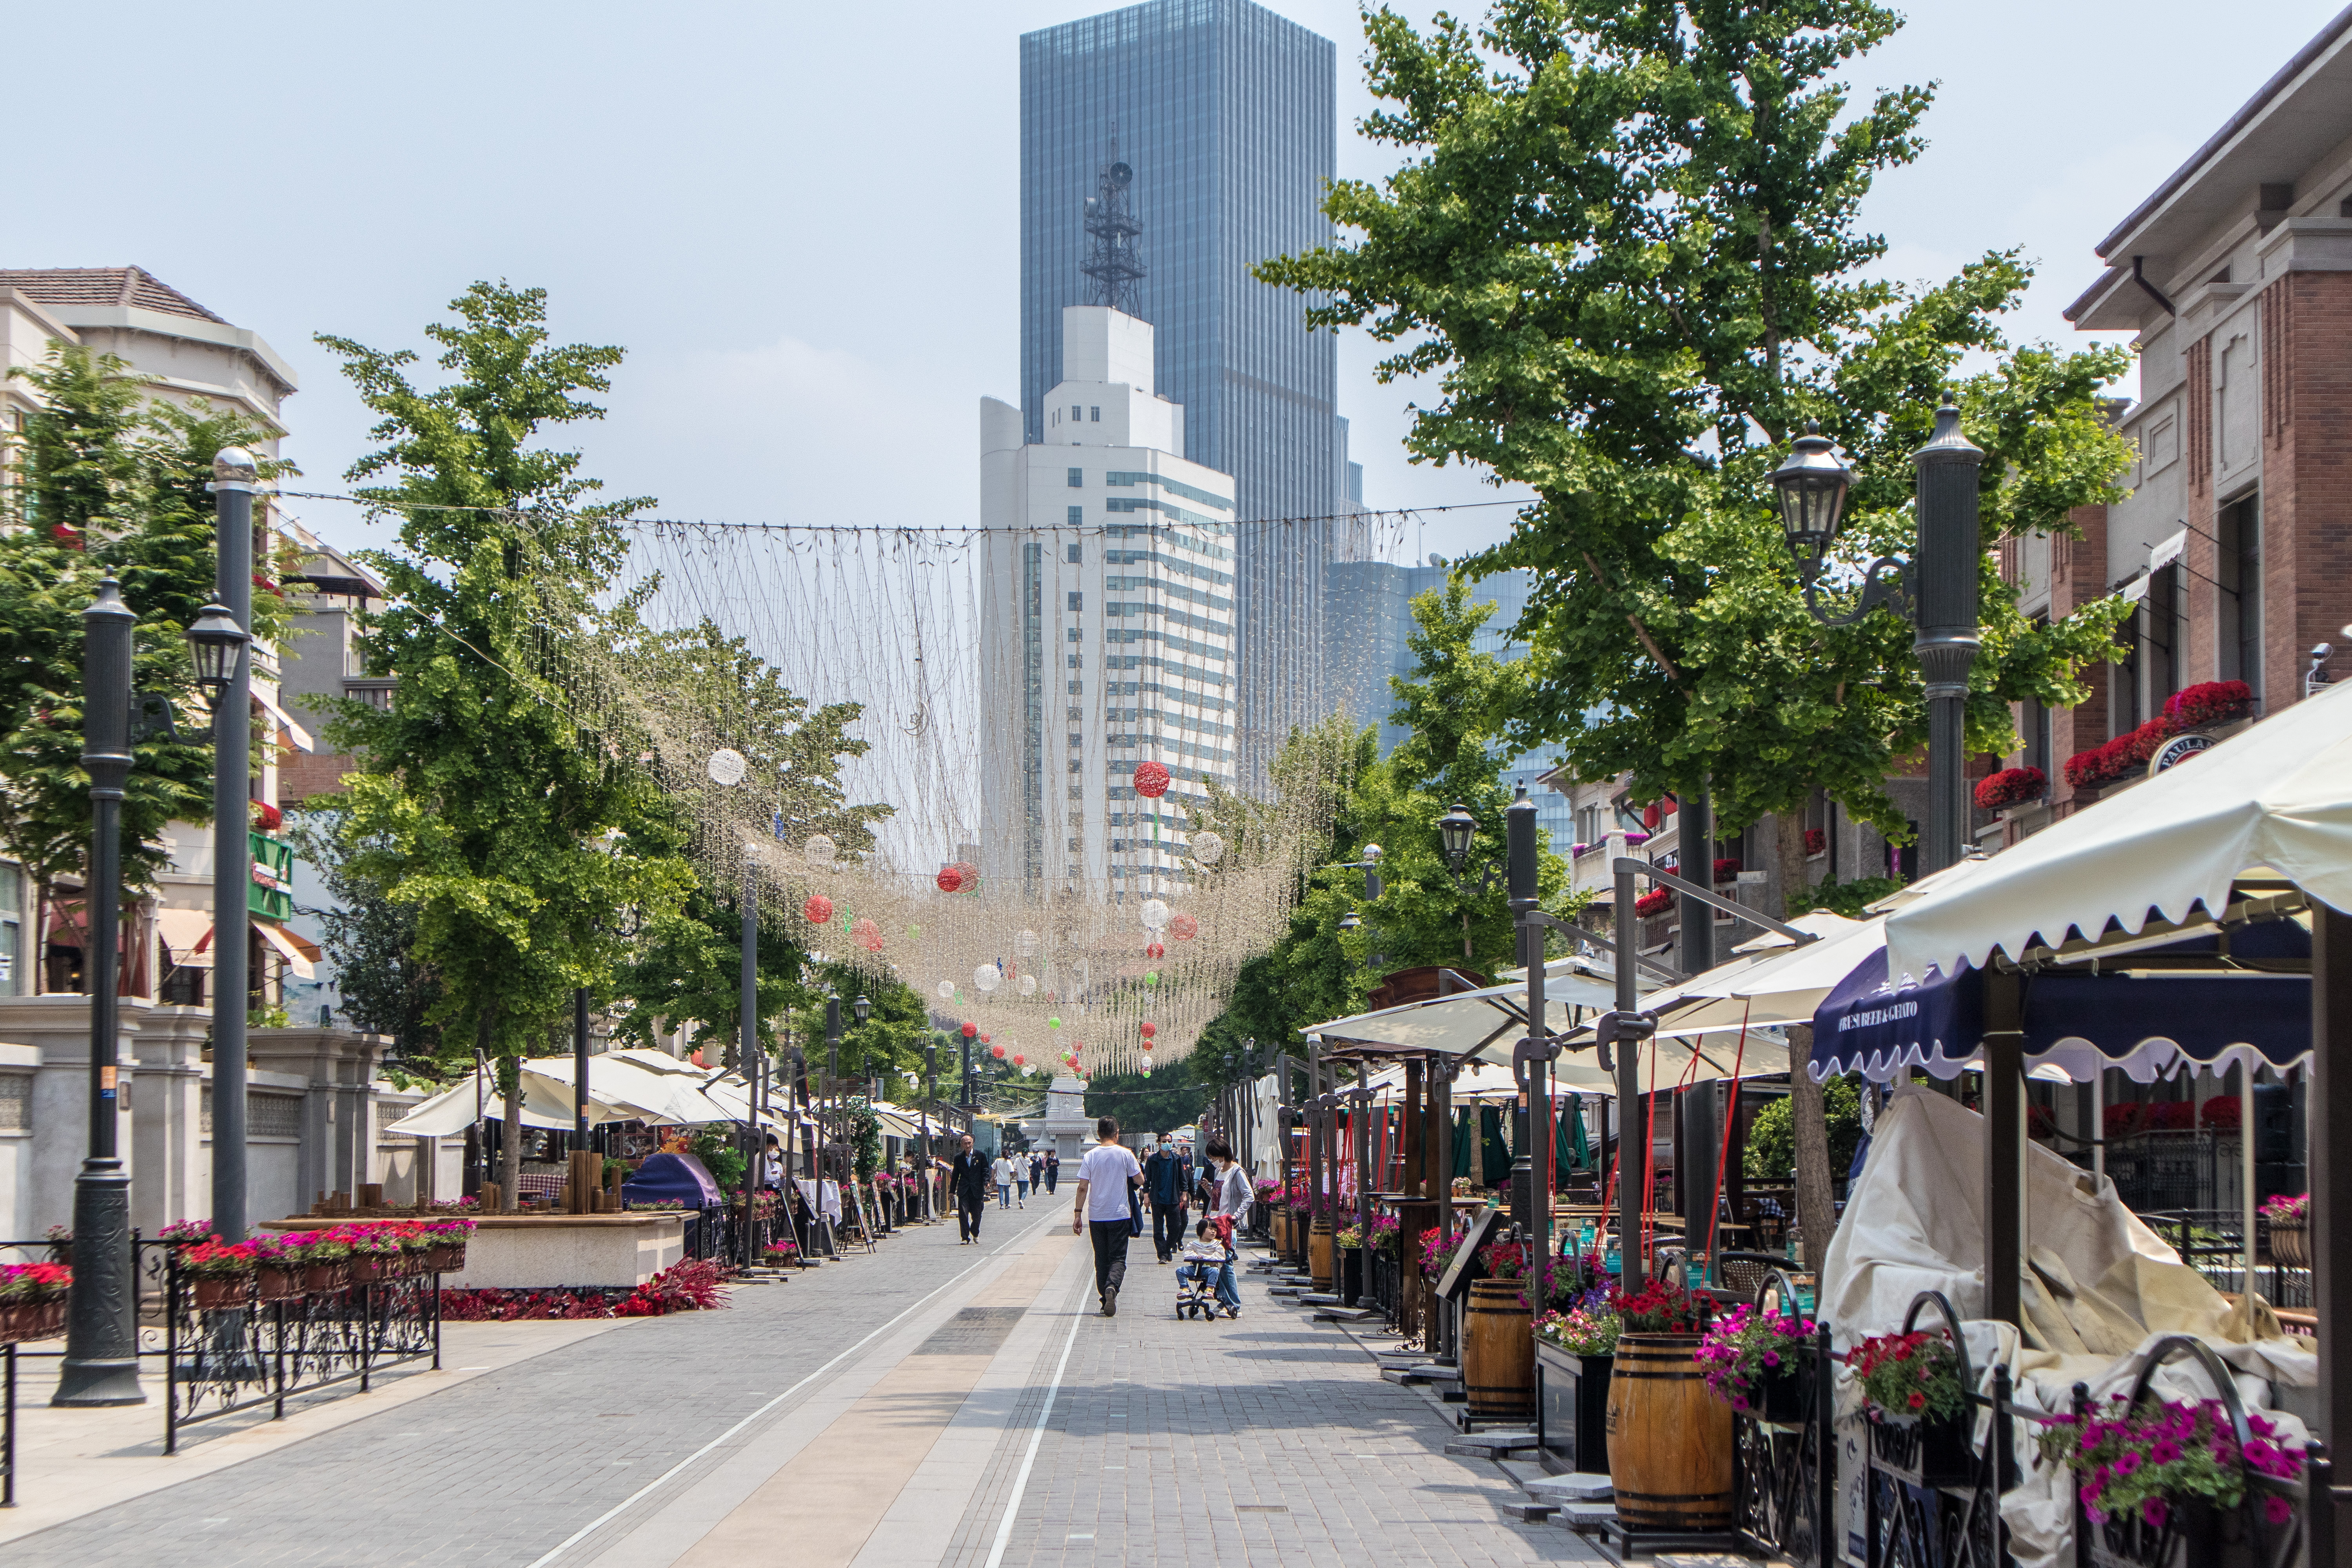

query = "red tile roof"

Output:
[[0, 266, 227, 324]]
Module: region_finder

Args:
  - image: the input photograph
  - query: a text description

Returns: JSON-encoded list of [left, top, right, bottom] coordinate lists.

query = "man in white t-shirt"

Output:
[[1071, 1116, 1144, 1316], [991, 1153, 1016, 1209]]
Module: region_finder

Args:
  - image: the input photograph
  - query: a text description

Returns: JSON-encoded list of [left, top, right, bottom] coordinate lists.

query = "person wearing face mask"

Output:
[[1142, 1132, 1191, 1265]]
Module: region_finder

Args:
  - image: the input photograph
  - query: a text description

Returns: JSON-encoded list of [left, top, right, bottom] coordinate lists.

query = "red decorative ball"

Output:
[[991, 1044, 1005, 1059], [1013, 1054, 1025, 1066], [1145, 942, 1165, 959], [1140, 1022, 1156, 1038], [980, 1034, 991, 1044], [1169, 913, 1197, 940], [1141, 1039, 1154, 1051], [804, 894, 834, 926], [1132, 760, 1171, 799], [961, 1022, 978, 1038], [936, 866, 964, 893]]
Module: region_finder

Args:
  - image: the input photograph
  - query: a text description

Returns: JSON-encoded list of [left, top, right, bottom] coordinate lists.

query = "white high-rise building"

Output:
[[980, 306, 1239, 902]]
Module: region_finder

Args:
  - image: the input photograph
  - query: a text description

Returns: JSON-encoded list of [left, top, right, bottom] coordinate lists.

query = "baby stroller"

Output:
[[1174, 1216, 1238, 1321]]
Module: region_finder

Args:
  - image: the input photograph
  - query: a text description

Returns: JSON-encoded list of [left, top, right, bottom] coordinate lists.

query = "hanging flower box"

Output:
[[1854, 1328, 1975, 1487], [2039, 1393, 2304, 1568], [2164, 681, 2253, 730], [1975, 767, 2047, 812]]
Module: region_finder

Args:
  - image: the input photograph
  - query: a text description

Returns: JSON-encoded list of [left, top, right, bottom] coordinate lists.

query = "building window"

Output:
[[1066, 541, 1083, 564], [2219, 492, 2263, 709], [1090, 406, 1100, 422], [1068, 592, 1083, 612], [1071, 406, 1081, 422], [0, 864, 18, 996], [1067, 468, 1083, 488], [1067, 628, 1082, 642], [1067, 680, 1083, 695], [1066, 506, 1083, 527]]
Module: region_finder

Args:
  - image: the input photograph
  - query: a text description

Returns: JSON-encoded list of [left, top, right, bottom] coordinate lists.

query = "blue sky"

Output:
[[10, 0, 2342, 566]]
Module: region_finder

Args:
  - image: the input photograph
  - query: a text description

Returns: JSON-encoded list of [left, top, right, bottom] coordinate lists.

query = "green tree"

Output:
[[1085, 1047, 1210, 1135], [0, 345, 296, 973], [285, 801, 443, 1063], [1260, 1, 2136, 1267], [317, 283, 693, 1208]]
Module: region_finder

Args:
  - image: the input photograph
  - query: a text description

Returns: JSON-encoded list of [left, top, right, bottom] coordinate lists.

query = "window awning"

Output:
[[252, 688, 314, 753], [190, 916, 323, 978], [156, 908, 215, 967]]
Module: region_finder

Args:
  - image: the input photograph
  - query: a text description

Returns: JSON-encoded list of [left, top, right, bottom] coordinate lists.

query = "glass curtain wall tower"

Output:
[[1021, 0, 1344, 786]]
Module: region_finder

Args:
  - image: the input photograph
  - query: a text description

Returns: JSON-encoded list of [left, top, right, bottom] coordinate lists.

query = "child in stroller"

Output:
[[1175, 1215, 1237, 1320]]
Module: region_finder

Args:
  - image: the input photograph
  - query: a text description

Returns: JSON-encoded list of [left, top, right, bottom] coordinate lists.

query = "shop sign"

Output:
[[2147, 732, 2216, 776]]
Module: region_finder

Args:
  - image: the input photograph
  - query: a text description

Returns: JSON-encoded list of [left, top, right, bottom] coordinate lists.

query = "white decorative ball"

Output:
[[974, 963, 1002, 994], [706, 748, 747, 786], [804, 834, 838, 866], [1140, 898, 1170, 931], [1190, 831, 1225, 866], [935, 980, 956, 1000]]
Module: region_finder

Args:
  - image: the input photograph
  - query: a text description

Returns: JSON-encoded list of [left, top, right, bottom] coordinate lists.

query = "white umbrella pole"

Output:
[[2092, 1069, 2104, 1186], [2243, 1061, 2258, 1306]]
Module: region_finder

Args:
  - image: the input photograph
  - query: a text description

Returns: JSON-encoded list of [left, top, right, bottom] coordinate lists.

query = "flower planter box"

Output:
[[1534, 1339, 1612, 1475], [1748, 1367, 1809, 1428], [303, 1263, 349, 1293], [2084, 1494, 2277, 1568], [257, 1265, 303, 1302], [0, 1299, 67, 1343], [1868, 1412, 1977, 1490], [2267, 1220, 2308, 1269], [192, 1277, 250, 1311], [349, 1255, 401, 1284], [425, 1245, 468, 1272]]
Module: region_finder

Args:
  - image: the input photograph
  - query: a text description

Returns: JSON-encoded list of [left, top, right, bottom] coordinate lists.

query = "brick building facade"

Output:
[[1989, 12, 2352, 837]]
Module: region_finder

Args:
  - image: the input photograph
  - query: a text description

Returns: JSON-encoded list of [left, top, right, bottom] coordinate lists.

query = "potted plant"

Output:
[[1853, 1328, 1974, 1486], [424, 1217, 476, 1272], [0, 1260, 73, 1341], [394, 1223, 438, 1273], [1696, 1303, 1815, 1426], [1606, 1280, 1733, 1533], [158, 1218, 214, 1248], [1975, 766, 2047, 813], [1535, 1293, 1620, 1474], [2262, 1193, 2308, 1269], [44, 1224, 71, 1265], [2037, 1394, 2304, 1566], [342, 1224, 405, 1283], [285, 1228, 352, 1292], [760, 1240, 799, 1268], [248, 1234, 303, 1302], [181, 1238, 258, 1311]]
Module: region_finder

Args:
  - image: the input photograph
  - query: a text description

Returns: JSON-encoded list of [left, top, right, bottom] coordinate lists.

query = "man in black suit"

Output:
[[949, 1133, 992, 1243]]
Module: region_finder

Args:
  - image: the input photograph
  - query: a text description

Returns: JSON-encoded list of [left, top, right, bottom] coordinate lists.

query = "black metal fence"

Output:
[[152, 1239, 441, 1454]]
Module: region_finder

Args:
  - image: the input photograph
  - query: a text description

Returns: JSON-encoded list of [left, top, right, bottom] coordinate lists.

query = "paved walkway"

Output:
[[7, 1214, 1602, 1568]]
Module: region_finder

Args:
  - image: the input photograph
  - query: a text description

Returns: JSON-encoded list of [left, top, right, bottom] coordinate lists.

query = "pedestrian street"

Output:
[[4, 1213, 1601, 1568]]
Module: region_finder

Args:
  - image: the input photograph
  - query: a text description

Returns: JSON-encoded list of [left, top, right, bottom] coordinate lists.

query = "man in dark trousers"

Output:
[[1142, 1133, 1191, 1264], [949, 1133, 992, 1244], [1071, 1116, 1143, 1316]]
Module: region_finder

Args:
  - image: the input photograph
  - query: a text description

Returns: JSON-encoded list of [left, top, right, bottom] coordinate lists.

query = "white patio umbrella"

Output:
[[384, 1065, 642, 1137]]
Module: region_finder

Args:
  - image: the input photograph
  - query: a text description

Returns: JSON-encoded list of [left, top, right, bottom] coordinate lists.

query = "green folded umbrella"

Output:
[[1479, 1105, 1511, 1185]]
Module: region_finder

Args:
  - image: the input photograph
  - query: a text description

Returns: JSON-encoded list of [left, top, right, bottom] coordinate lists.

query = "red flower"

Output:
[[1908, 1391, 1926, 1410], [50, 524, 83, 550]]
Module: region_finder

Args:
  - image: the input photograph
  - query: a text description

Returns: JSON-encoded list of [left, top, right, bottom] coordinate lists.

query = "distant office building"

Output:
[[1020, 0, 1346, 785], [1325, 559, 1571, 856], [978, 305, 1240, 901]]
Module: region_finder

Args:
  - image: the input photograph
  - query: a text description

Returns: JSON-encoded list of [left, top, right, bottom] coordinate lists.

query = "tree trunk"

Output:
[[1775, 811, 1836, 1272], [495, 1046, 523, 1214]]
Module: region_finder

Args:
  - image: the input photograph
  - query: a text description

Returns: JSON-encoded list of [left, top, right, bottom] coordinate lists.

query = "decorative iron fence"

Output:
[[151, 1238, 441, 1454]]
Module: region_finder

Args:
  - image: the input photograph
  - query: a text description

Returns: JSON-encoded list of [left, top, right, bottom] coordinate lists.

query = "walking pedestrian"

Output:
[[1029, 1150, 1044, 1195], [1043, 1149, 1060, 1193], [1142, 1133, 1190, 1264], [1071, 1115, 1143, 1316], [1014, 1152, 1031, 1206], [950, 1134, 991, 1243], [992, 1151, 1015, 1209]]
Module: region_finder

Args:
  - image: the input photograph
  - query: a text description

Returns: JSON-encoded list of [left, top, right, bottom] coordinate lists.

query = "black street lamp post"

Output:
[[56, 579, 145, 1407], [922, 1044, 938, 1221], [200, 446, 260, 1243], [1771, 410, 1985, 875]]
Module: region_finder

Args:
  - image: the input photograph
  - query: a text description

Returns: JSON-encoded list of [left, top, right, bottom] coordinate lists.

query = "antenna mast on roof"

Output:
[[1080, 129, 1146, 317]]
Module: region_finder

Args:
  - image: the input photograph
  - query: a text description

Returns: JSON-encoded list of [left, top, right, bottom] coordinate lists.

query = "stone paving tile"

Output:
[[9, 1217, 1049, 1568], [941, 1253, 1608, 1568]]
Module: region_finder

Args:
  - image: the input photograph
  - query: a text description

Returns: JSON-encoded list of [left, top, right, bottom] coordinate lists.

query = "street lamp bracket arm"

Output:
[[1611, 858, 1818, 946], [1801, 554, 1913, 628]]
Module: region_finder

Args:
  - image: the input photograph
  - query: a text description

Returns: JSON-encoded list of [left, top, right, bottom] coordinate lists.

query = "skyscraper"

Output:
[[1020, 0, 1345, 785], [978, 307, 1240, 901]]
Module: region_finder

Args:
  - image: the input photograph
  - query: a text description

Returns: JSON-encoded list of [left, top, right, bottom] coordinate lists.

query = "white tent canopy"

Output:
[[1886, 681, 2352, 983]]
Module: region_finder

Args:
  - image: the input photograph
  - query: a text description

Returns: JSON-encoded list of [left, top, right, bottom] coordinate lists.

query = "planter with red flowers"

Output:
[[0, 1261, 72, 1342], [179, 1238, 260, 1310], [1853, 1306, 1976, 1488], [1606, 1281, 1735, 1534], [1975, 766, 2047, 813]]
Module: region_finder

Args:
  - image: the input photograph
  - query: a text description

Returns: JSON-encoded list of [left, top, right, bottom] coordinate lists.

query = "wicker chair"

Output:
[[1713, 1250, 1787, 1302]]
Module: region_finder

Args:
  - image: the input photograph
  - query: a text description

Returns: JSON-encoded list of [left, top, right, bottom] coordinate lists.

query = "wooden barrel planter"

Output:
[[1309, 1219, 1334, 1290], [1606, 1333, 1733, 1532], [1463, 1278, 1536, 1423]]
